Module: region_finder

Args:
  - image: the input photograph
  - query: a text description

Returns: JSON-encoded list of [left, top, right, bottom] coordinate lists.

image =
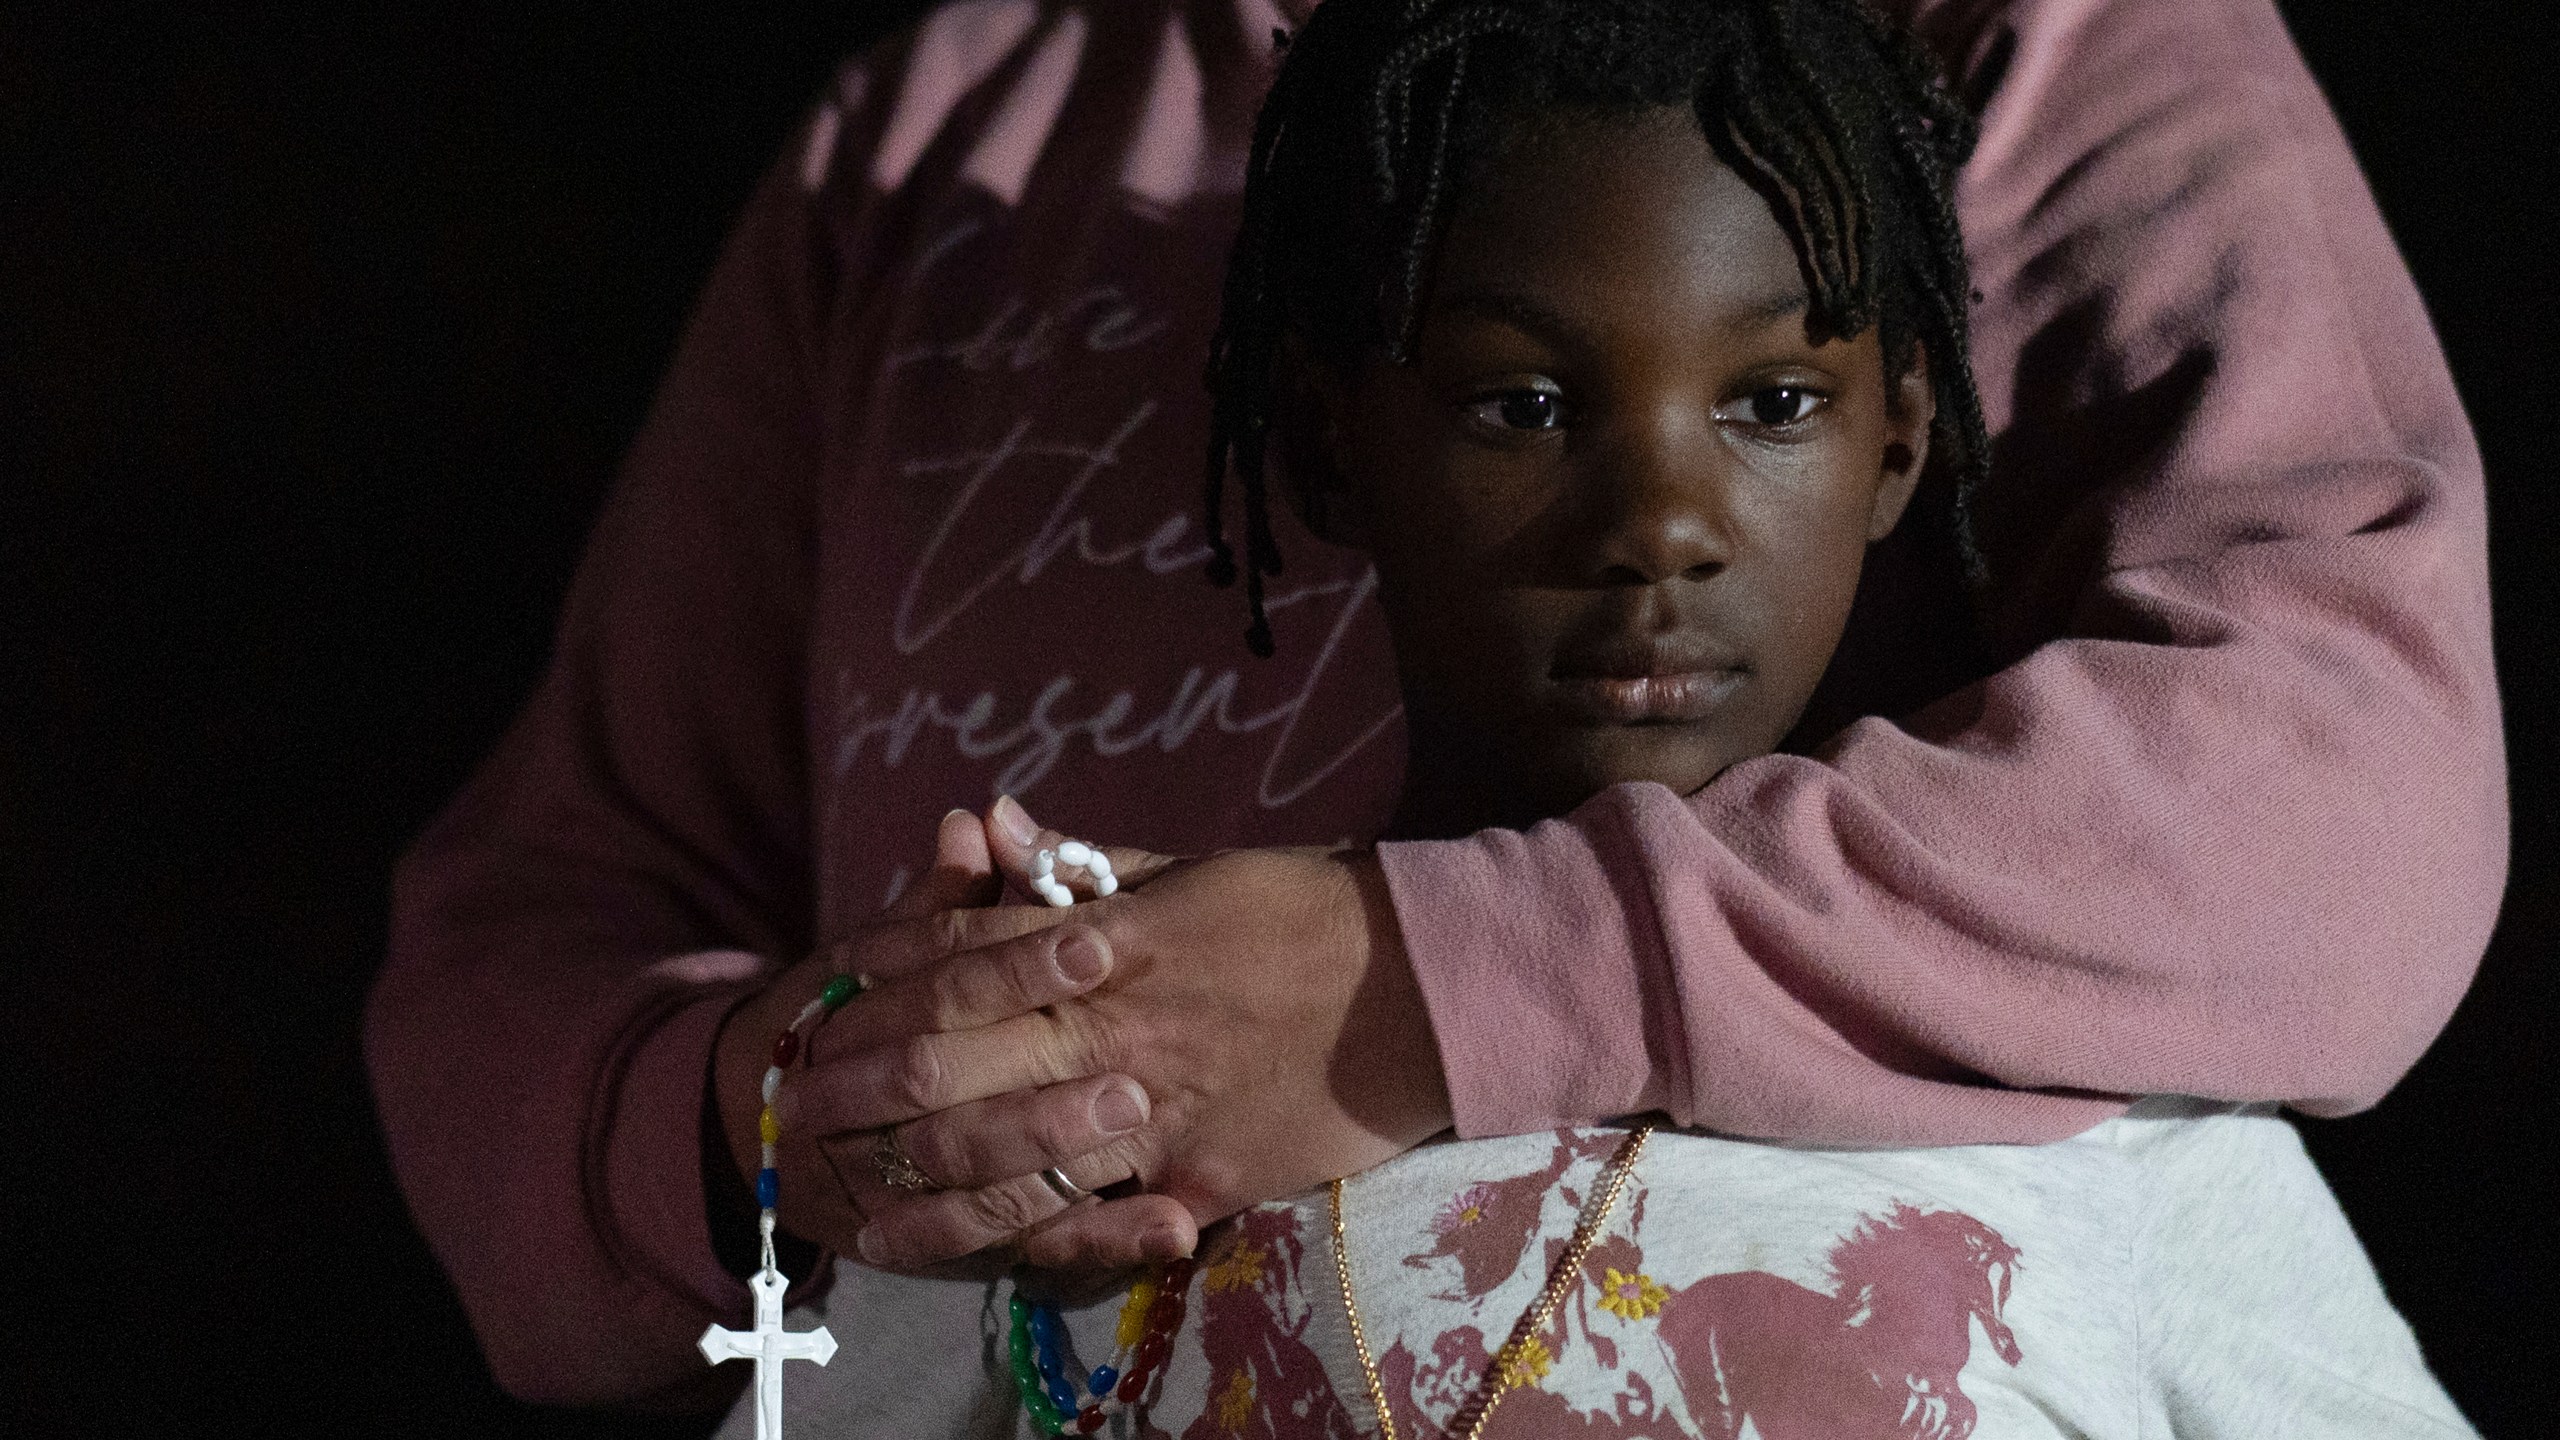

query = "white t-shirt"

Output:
[[729, 1098, 2472, 1438]]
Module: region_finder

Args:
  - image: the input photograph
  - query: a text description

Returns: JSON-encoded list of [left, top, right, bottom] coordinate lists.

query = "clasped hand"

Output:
[[711, 798, 1452, 1274]]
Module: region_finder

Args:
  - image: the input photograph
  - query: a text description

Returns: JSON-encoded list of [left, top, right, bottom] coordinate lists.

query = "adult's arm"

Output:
[[1385, 0, 2505, 1147], [816, 0, 2506, 1272], [364, 149, 833, 1405]]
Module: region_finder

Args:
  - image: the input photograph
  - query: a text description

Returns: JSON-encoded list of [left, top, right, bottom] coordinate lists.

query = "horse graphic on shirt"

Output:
[[1656, 1202, 2024, 1440]]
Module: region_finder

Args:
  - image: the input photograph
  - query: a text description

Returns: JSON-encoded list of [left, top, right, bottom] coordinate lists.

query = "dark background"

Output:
[[5, 2, 2550, 1434]]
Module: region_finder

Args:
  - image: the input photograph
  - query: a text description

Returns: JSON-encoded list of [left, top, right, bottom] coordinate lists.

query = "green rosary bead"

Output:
[[819, 973, 860, 1009]]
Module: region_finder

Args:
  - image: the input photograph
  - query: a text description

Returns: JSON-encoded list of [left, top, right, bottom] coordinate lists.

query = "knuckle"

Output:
[[1008, 935, 1056, 1006], [966, 1178, 1049, 1236], [1019, 1230, 1069, 1269], [1030, 1092, 1092, 1161], [925, 962, 975, 1032], [1024, 1222, 1097, 1271], [1098, 1132, 1157, 1179], [886, 1035, 949, 1112], [1056, 1000, 1126, 1076]]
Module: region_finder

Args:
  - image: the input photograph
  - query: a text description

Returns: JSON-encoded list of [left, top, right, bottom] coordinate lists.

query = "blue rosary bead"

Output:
[[754, 1166, 779, 1209], [1025, 1299, 1079, 1416], [1088, 1365, 1119, 1397]]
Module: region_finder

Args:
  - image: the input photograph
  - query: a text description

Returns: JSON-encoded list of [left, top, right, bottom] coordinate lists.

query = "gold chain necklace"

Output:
[[1327, 1123, 1656, 1440]]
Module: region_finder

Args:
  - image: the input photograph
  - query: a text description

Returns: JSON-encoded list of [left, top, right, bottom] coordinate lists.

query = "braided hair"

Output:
[[1200, 0, 1990, 657]]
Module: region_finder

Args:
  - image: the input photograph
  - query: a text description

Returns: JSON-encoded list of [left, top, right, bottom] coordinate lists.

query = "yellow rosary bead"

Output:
[[1116, 1278, 1158, 1349], [759, 1107, 782, 1146]]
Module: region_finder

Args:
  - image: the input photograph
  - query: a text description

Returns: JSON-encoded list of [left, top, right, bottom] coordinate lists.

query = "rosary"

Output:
[[694, 969, 857, 1440], [700, 835, 1648, 1438], [697, 839, 1181, 1438]]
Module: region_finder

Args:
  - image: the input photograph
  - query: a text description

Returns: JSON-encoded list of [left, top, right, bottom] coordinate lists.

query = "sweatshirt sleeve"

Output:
[[363, 139, 838, 1404], [1379, 0, 2506, 1146]]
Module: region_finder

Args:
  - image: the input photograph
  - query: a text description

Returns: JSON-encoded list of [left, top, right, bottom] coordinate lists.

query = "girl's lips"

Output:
[[1552, 668, 1747, 723]]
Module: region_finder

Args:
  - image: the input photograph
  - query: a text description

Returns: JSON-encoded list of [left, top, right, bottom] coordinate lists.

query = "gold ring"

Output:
[[870, 1130, 938, 1192]]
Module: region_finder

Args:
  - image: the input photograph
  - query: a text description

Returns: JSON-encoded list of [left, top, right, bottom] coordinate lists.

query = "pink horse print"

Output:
[[1656, 1203, 2023, 1440]]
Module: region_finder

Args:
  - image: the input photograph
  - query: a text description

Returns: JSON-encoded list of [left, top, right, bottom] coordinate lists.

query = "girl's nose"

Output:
[[1577, 417, 1734, 586]]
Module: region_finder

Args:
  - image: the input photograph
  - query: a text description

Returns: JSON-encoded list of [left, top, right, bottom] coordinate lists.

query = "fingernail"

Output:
[[1091, 1081, 1147, 1135], [1053, 931, 1107, 984], [994, 794, 1039, 845], [856, 1226, 886, 1266], [1145, 1224, 1194, 1259]]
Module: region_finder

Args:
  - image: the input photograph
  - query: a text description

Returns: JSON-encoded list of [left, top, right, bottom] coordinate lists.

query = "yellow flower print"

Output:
[[1203, 1243, 1267, 1295], [1595, 1267, 1668, 1321], [1216, 1368, 1257, 1430], [1493, 1334, 1553, 1391]]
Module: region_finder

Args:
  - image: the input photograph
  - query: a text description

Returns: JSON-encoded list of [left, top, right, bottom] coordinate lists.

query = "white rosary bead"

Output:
[[761, 1066, 783, 1104], [1031, 837, 1112, 905]]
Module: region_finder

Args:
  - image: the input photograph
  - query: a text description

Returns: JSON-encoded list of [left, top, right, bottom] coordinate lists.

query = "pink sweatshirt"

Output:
[[366, 0, 2504, 1408]]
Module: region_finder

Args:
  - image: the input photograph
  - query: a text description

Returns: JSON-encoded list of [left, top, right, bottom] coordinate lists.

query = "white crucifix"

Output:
[[699, 1263, 837, 1440]]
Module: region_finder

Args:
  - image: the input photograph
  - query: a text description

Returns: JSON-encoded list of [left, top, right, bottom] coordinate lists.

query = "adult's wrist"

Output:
[[1336, 848, 1456, 1145], [1373, 796, 1676, 1137], [589, 980, 776, 1321]]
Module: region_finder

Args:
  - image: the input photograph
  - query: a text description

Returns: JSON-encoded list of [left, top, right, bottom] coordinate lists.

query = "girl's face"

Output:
[[1296, 105, 1935, 832]]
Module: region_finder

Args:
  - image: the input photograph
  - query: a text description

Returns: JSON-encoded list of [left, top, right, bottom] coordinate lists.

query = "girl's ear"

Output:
[[1272, 331, 1368, 548], [1869, 351, 1936, 542]]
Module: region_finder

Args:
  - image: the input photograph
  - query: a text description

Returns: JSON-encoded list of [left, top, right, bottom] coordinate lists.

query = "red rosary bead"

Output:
[[1074, 1407, 1106, 1433], [770, 1030, 798, 1068], [1116, 1370, 1148, 1404]]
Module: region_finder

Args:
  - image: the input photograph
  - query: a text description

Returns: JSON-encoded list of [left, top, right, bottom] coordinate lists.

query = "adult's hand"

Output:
[[709, 808, 1154, 1271], [848, 797, 1456, 1271]]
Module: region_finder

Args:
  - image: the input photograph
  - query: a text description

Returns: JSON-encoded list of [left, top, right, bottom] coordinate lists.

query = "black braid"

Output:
[[1202, 0, 1996, 654]]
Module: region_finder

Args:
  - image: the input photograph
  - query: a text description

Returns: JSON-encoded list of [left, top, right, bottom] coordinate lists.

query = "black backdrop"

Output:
[[6, 3, 2551, 1434]]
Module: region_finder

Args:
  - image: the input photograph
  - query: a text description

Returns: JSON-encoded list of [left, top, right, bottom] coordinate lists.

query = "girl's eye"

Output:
[[1467, 388, 1564, 432], [1744, 386, 1823, 427]]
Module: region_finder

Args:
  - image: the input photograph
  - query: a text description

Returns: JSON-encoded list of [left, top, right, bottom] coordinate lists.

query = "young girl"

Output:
[[735, 1, 2472, 1434]]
